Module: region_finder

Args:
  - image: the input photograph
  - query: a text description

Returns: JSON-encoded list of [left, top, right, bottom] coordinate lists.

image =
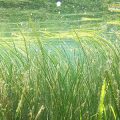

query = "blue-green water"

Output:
[[0, 1, 120, 47]]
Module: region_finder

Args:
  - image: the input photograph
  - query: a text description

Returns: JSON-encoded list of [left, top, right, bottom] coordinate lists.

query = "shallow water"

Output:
[[0, 1, 120, 48]]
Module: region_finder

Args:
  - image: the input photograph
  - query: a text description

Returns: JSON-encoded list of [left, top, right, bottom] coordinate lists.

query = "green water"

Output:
[[0, 1, 120, 120], [0, 1, 109, 69], [0, 1, 120, 46], [0, 1, 119, 68]]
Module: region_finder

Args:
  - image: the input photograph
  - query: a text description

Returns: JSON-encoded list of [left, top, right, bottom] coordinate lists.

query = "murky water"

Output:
[[0, 1, 120, 48]]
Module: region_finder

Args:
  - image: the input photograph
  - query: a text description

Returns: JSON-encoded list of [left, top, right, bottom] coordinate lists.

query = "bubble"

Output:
[[56, 1, 61, 7]]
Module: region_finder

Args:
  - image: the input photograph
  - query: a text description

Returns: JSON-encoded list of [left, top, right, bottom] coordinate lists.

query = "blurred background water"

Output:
[[0, 0, 120, 47]]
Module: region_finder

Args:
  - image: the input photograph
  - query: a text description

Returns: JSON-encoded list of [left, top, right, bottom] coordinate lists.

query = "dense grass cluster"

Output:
[[0, 32, 120, 120]]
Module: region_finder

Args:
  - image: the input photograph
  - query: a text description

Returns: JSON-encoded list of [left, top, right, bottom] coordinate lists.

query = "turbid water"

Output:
[[0, 1, 120, 48], [0, 1, 120, 120]]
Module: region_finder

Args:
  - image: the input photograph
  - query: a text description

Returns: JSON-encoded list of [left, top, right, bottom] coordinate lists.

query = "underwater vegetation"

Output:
[[0, 29, 120, 120], [0, 0, 120, 120]]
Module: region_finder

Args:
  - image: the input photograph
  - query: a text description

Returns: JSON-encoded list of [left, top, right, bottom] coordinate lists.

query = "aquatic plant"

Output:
[[0, 29, 120, 120]]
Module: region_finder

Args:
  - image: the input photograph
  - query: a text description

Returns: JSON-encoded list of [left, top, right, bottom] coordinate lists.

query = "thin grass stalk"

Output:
[[34, 105, 45, 120], [15, 86, 26, 119], [98, 79, 106, 120], [110, 105, 116, 120], [105, 71, 120, 119]]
